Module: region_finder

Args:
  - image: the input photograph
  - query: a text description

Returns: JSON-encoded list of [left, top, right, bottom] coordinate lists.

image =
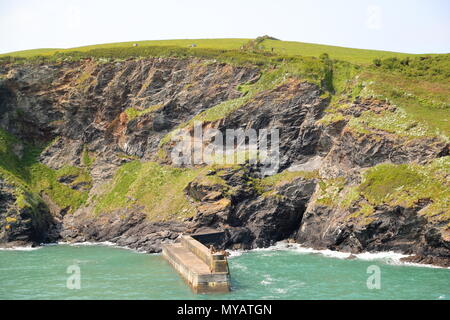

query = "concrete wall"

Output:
[[191, 231, 226, 247], [162, 235, 230, 293], [181, 235, 229, 273]]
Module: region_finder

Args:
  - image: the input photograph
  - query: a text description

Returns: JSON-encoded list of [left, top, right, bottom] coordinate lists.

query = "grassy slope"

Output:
[[260, 39, 415, 65], [0, 39, 249, 58], [321, 157, 450, 225], [93, 161, 207, 221], [0, 38, 415, 64], [0, 130, 92, 214], [358, 70, 450, 136], [0, 48, 60, 58]]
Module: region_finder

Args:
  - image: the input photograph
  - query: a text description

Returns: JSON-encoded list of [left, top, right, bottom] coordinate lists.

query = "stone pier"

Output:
[[162, 233, 230, 293]]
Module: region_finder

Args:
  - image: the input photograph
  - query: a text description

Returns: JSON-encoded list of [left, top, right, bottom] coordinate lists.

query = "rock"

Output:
[[0, 57, 448, 267], [0, 179, 60, 246]]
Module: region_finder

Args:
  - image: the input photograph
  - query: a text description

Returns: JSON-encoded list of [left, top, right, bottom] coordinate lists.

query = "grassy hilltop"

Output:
[[0, 37, 418, 64]]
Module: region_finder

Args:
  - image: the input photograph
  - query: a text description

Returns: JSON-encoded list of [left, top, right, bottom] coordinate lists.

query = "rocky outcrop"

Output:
[[1, 58, 259, 163], [219, 80, 329, 169], [0, 57, 448, 267], [60, 208, 186, 252], [296, 204, 450, 267], [0, 179, 58, 247], [187, 166, 318, 250], [58, 165, 317, 253]]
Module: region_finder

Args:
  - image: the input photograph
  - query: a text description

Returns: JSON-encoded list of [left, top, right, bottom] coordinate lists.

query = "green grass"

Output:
[[359, 159, 449, 214], [0, 48, 60, 58], [313, 158, 449, 225], [81, 146, 94, 168], [348, 108, 442, 139], [65, 38, 249, 52], [55, 165, 92, 188], [29, 164, 91, 212], [0, 129, 91, 213], [318, 55, 450, 140], [336, 158, 450, 222], [124, 104, 163, 121], [358, 70, 450, 137], [94, 161, 210, 221], [0, 129, 28, 183], [0, 39, 249, 58], [0, 37, 427, 65], [257, 39, 416, 65], [371, 55, 450, 80]]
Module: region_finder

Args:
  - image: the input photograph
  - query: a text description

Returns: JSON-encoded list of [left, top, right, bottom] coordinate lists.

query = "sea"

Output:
[[1, 241, 449, 300]]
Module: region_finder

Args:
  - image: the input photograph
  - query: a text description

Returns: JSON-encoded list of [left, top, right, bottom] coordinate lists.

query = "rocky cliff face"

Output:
[[0, 57, 448, 266]]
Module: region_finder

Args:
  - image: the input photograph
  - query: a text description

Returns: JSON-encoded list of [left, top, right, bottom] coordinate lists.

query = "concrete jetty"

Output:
[[162, 232, 230, 293]]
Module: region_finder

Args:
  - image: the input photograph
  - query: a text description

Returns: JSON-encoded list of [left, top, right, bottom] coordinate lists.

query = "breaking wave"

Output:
[[227, 241, 448, 269], [0, 246, 42, 251]]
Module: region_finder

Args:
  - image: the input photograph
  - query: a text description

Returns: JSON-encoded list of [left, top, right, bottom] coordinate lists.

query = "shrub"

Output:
[[373, 58, 381, 67]]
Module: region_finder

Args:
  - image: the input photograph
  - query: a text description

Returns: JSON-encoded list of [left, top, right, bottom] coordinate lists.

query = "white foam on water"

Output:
[[0, 246, 41, 251], [231, 262, 248, 271], [226, 241, 449, 269], [57, 241, 116, 247], [354, 251, 408, 261], [4, 239, 447, 269], [56, 241, 152, 254], [227, 249, 245, 258], [260, 274, 274, 286], [273, 288, 288, 294], [289, 245, 351, 259], [397, 261, 447, 269]]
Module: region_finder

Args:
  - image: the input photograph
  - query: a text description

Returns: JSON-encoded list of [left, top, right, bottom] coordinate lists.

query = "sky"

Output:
[[0, 0, 449, 54]]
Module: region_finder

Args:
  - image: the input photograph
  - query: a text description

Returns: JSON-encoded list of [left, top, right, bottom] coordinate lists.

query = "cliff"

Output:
[[0, 41, 449, 266]]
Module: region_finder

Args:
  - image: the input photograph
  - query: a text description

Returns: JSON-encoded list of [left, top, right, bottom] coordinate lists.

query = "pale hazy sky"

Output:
[[1, 0, 449, 54]]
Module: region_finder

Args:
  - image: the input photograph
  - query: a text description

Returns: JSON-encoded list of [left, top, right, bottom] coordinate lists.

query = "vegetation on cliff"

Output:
[[0, 37, 448, 256], [0, 129, 91, 215], [317, 157, 450, 224], [93, 161, 203, 221]]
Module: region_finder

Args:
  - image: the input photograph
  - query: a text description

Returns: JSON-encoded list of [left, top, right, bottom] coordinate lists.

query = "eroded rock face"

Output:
[[296, 203, 450, 267], [0, 58, 449, 266], [1, 58, 260, 164], [0, 179, 58, 246], [60, 207, 186, 253], [57, 165, 317, 253], [220, 80, 329, 169]]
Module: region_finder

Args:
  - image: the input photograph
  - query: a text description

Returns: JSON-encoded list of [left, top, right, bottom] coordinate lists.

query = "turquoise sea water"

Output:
[[0, 243, 449, 300]]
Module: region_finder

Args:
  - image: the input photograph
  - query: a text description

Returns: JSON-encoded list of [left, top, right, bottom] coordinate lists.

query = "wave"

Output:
[[2, 239, 447, 269], [56, 241, 151, 254], [260, 274, 274, 286], [0, 246, 42, 251], [0, 241, 129, 252], [56, 241, 117, 247], [227, 241, 449, 269]]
